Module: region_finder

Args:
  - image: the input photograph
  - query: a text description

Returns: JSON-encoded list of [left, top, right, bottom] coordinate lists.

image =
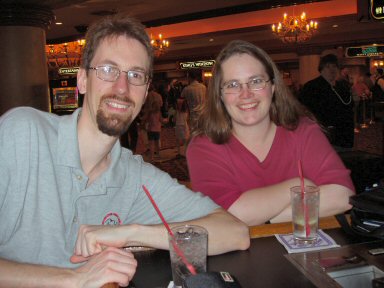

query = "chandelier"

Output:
[[46, 39, 86, 70], [150, 33, 170, 57], [271, 12, 318, 43]]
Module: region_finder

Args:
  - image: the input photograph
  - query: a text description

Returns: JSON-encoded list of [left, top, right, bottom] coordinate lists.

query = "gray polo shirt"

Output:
[[0, 107, 218, 268]]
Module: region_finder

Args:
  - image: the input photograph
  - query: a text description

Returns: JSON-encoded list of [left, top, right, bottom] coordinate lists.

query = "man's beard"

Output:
[[96, 94, 136, 137]]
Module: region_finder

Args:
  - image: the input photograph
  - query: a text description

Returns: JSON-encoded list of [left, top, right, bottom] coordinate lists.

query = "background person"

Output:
[[372, 68, 384, 119], [167, 79, 182, 127], [0, 16, 249, 288], [120, 117, 139, 153], [299, 54, 354, 151], [175, 94, 190, 157], [372, 68, 384, 101], [187, 40, 354, 226], [141, 84, 163, 160], [181, 69, 206, 130]]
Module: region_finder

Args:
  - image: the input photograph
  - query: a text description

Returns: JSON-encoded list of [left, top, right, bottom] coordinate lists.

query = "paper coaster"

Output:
[[275, 230, 340, 253]]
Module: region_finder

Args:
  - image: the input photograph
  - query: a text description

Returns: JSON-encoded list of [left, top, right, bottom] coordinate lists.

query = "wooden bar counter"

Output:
[[249, 215, 343, 238]]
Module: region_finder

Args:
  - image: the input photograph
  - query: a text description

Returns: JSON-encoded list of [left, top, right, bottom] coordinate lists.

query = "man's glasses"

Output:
[[88, 65, 150, 86], [221, 78, 272, 94]]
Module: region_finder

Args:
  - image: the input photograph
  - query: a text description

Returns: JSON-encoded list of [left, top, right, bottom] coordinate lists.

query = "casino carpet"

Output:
[[135, 126, 190, 182]]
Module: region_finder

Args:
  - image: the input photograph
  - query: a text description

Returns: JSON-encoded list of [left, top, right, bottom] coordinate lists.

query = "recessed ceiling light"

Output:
[[332, 24, 338, 28], [209, 38, 214, 42], [55, 22, 63, 25]]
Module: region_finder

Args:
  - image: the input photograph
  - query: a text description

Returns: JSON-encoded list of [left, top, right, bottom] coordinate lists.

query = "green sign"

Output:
[[58, 67, 80, 75], [346, 45, 384, 57], [179, 60, 215, 70], [371, 0, 384, 19]]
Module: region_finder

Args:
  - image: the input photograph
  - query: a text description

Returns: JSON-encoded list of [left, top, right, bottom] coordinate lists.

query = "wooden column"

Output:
[[0, 4, 54, 115]]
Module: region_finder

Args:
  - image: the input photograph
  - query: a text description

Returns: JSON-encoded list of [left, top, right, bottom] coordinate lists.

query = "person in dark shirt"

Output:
[[372, 68, 384, 102], [299, 54, 354, 151]]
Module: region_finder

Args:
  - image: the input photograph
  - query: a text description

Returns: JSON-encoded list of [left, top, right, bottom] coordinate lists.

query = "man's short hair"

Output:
[[81, 14, 154, 78], [318, 54, 339, 72], [188, 69, 202, 81], [377, 68, 384, 76]]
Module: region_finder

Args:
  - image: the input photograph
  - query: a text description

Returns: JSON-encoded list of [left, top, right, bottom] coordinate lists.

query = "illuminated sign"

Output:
[[371, 0, 384, 19], [58, 67, 80, 75], [179, 60, 215, 70], [346, 45, 384, 57]]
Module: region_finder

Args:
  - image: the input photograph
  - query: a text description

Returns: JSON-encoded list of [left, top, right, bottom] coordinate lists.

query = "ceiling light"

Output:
[[150, 34, 170, 57], [271, 12, 318, 43]]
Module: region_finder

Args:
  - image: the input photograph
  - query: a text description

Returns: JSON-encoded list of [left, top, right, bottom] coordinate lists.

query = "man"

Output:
[[0, 15, 249, 287], [181, 69, 206, 129], [299, 54, 354, 151]]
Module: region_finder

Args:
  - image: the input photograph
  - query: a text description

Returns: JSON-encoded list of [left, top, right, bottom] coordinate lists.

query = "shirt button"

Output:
[[76, 175, 82, 181], [73, 216, 77, 223]]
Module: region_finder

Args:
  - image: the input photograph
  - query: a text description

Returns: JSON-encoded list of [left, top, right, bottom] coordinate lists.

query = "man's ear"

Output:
[[77, 68, 87, 94]]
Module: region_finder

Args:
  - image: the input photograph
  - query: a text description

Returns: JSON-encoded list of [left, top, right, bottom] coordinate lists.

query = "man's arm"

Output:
[[73, 208, 250, 258], [378, 78, 384, 91], [0, 247, 136, 288]]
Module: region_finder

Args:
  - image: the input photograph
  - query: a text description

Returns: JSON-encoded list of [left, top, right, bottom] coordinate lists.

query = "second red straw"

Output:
[[142, 185, 197, 275]]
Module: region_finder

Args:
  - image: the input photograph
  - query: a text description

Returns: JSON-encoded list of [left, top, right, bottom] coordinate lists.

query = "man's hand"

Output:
[[71, 247, 137, 288], [74, 225, 129, 257]]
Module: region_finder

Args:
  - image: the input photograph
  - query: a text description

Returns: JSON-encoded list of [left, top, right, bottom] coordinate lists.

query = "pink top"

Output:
[[187, 118, 354, 209]]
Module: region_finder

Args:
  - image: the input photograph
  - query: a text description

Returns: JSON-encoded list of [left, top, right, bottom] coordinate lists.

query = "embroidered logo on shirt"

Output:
[[102, 212, 122, 225]]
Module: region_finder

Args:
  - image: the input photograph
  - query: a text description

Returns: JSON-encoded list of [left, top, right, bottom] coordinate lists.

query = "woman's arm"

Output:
[[229, 181, 353, 226], [270, 183, 353, 224], [228, 177, 312, 225]]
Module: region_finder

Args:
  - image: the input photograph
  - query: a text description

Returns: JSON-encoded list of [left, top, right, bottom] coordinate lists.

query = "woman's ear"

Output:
[[77, 68, 87, 94]]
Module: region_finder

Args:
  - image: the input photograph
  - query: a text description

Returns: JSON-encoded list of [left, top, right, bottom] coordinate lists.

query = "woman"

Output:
[[186, 40, 354, 226]]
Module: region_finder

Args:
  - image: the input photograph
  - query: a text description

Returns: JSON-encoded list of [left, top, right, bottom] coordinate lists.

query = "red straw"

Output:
[[142, 185, 197, 275], [297, 160, 310, 237]]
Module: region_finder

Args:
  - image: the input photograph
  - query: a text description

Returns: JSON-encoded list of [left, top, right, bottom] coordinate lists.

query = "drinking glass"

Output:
[[169, 225, 208, 287], [290, 186, 320, 244]]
